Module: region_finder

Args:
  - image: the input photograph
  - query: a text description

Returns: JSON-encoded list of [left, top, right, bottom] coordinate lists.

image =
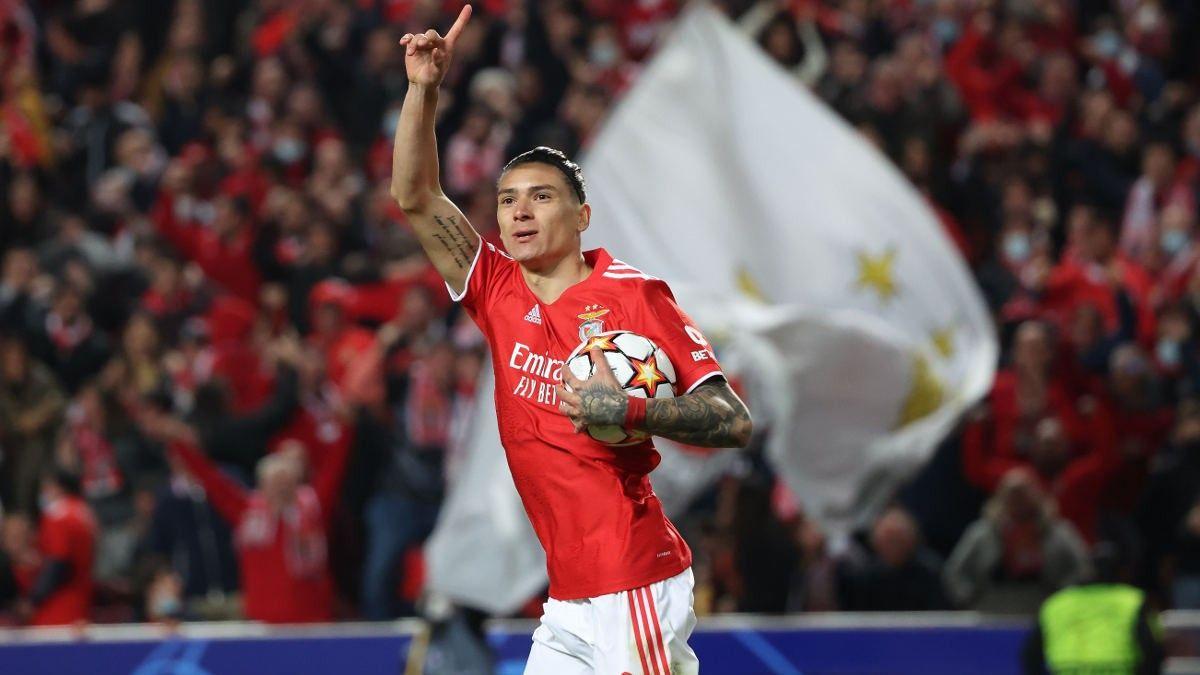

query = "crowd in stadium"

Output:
[[1, 0, 1200, 627]]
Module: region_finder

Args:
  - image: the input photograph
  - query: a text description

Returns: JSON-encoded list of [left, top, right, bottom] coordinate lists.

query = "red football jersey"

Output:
[[455, 244, 723, 599], [33, 496, 96, 626]]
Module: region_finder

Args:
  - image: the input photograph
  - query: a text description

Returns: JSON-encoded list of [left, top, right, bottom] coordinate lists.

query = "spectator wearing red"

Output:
[[269, 344, 354, 496], [1043, 206, 1155, 346], [195, 295, 275, 414], [28, 469, 96, 626], [152, 182, 262, 304], [1042, 345, 1174, 544], [308, 279, 379, 397], [943, 13, 1027, 122], [167, 434, 349, 624], [963, 321, 1084, 492]]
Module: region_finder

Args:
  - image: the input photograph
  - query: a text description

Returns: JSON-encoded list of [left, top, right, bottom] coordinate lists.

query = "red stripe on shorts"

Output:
[[633, 586, 663, 675], [627, 590, 653, 675], [640, 585, 670, 672]]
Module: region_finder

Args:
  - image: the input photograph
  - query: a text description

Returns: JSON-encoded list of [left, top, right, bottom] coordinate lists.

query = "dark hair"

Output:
[[48, 466, 83, 497], [500, 146, 587, 204]]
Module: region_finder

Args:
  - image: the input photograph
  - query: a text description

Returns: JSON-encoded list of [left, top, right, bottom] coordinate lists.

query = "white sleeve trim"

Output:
[[684, 370, 725, 395], [446, 241, 486, 302]]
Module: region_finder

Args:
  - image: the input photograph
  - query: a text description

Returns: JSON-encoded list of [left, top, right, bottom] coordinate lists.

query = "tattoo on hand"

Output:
[[576, 379, 628, 427], [431, 214, 476, 269], [645, 380, 753, 448]]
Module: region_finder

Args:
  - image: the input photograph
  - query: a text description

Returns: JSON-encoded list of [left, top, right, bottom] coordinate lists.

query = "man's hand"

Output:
[[134, 406, 199, 447], [557, 348, 629, 432], [400, 5, 472, 87]]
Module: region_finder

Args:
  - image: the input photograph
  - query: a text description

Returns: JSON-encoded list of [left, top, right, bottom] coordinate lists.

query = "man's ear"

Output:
[[577, 203, 591, 233]]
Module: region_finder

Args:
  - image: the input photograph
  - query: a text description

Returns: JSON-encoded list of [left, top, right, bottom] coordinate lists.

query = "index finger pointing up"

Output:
[[445, 4, 473, 47]]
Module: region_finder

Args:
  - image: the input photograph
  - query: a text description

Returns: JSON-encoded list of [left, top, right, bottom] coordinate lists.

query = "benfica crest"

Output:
[[577, 305, 610, 341]]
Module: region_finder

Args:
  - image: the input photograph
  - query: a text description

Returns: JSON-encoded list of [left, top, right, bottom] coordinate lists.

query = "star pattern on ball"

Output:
[[627, 354, 667, 398], [584, 334, 620, 353]]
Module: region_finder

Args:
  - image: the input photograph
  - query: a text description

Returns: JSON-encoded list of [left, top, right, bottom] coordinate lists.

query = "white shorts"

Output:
[[524, 568, 699, 675]]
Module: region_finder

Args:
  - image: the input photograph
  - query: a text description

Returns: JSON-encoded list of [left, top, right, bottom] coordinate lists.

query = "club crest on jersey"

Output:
[[577, 305, 610, 341]]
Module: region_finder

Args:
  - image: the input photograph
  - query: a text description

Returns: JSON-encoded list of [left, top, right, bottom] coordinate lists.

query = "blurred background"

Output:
[[2, 0, 1200, 673]]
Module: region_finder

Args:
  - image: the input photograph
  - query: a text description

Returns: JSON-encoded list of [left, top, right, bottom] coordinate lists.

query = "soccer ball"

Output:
[[565, 330, 677, 446]]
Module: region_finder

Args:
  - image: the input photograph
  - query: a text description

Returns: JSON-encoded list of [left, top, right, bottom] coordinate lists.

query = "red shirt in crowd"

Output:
[[270, 404, 354, 491], [33, 496, 96, 626], [962, 369, 1084, 492], [169, 440, 350, 623], [458, 244, 722, 599], [1042, 256, 1155, 345], [151, 191, 262, 304]]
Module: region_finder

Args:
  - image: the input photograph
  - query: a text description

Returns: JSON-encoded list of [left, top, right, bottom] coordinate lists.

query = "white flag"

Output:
[[581, 4, 997, 530]]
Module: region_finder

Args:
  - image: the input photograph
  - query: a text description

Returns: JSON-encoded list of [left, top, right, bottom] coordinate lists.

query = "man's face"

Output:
[[870, 510, 917, 568], [496, 163, 589, 270], [259, 454, 302, 508], [1013, 323, 1049, 372], [313, 303, 343, 336], [0, 341, 26, 383]]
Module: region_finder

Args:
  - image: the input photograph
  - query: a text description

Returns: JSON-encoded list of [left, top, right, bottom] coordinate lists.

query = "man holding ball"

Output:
[[391, 6, 753, 673]]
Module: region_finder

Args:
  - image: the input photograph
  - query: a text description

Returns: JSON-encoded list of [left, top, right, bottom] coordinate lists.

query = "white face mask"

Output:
[[1162, 229, 1191, 256], [1157, 339, 1181, 367], [272, 138, 307, 164], [590, 41, 620, 67], [1003, 232, 1031, 263]]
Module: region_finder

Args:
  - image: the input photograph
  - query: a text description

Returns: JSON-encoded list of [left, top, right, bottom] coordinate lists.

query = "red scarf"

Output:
[[405, 363, 451, 448], [1001, 521, 1044, 580], [67, 406, 122, 499]]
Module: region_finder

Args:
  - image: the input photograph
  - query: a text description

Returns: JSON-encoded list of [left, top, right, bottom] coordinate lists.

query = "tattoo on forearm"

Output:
[[430, 214, 476, 269], [645, 381, 753, 448]]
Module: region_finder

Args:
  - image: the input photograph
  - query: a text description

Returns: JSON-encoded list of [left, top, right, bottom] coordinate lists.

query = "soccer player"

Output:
[[391, 7, 753, 674]]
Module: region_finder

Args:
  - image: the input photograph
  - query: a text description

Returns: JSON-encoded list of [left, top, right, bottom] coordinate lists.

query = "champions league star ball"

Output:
[[565, 330, 677, 446]]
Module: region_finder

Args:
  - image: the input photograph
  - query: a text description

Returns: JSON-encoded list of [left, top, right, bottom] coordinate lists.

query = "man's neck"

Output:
[[520, 252, 592, 305]]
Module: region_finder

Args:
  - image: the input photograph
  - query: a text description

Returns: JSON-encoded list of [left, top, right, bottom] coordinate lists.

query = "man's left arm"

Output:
[[643, 377, 752, 448], [560, 356, 752, 449]]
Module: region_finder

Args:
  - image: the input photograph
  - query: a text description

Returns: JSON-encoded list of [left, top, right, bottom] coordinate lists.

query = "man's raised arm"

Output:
[[389, 5, 480, 296]]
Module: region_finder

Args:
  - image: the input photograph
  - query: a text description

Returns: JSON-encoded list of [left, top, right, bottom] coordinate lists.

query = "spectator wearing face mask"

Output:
[[1146, 204, 1200, 305], [1121, 140, 1194, 264]]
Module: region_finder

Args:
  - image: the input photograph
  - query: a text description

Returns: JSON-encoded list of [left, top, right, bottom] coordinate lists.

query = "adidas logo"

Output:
[[524, 304, 542, 325]]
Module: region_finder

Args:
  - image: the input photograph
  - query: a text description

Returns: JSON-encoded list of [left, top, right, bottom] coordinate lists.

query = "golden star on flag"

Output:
[[736, 266, 767, 303], [931, 326, 955, 359], [855, 248, 898, 302], [894, 353, 945, 429], [628, 354, 667, 398]]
